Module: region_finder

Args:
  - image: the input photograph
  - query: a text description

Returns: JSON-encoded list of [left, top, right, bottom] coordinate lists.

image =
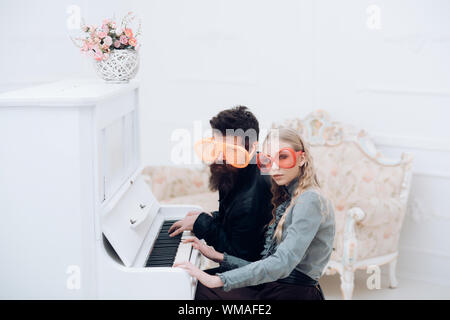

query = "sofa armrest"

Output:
[[350, 152, 413, 228], [141, 165, 210, 201]]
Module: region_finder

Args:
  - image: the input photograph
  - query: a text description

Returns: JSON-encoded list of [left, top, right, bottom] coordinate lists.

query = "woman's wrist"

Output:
[[210, 275, 224, 288], [215, 252, 224, 263], [198, 273, 223, 288]]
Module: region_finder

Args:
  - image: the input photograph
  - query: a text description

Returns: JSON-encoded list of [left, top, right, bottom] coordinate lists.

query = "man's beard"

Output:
[[208, 162, 240, 196]]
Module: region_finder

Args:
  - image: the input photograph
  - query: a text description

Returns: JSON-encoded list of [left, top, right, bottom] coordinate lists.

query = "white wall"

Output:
[[130, 0, 317, 166], [309, 0, 450, 287], [1, 0, 450, 288]]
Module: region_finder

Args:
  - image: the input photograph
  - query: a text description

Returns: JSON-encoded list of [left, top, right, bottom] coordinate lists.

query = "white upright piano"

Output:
[[0, 79, 202, 299]]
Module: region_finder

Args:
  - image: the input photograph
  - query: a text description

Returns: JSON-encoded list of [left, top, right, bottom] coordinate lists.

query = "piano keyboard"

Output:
[[145, 220, 193, 267]]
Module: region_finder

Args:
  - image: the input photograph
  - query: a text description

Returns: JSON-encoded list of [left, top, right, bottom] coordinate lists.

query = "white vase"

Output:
[[94, 49, 139, 83]]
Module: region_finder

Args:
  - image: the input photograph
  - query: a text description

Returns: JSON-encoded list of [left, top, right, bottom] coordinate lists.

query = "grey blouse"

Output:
[[217, 181, 335, 292]]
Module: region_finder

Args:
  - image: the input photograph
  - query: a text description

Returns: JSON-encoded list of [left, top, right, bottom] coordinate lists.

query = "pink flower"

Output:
[[101, 24, 109, 33], [114, 40, 121, 48], [128, 37, 137, 46], [124, 28, 133, 38], [103, 36, 113, 46], [119, 35, 128, 45], [98, 31, 107, 39], [115, 28, 122, 35], [102, 53, 110, 61], [102, 19, 111, 25], [110, 22, 116, 29]]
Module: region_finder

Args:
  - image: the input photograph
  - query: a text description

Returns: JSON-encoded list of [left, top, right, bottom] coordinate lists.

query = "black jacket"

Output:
[[193, 163, 273, 262]]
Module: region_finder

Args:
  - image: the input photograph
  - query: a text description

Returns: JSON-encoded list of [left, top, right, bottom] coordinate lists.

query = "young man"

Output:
[[168, 106, 273, 263]]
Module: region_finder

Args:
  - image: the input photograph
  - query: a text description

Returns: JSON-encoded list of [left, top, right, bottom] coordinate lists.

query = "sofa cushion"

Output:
[[142, 166, 210, 201], [161, 191, 219, 214]]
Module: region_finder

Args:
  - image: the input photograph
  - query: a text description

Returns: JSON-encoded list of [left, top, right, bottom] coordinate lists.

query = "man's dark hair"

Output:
[[209, 106, 259, 150], [208, 106, 259, 194]]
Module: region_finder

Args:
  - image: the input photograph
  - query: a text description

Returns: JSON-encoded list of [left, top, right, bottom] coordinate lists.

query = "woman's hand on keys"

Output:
[[182, 236, 224, 263]]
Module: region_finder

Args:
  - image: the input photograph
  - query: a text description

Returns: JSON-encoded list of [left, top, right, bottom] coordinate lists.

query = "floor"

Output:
[[203, 259, 450, 300], [320, 270, 450, 300]]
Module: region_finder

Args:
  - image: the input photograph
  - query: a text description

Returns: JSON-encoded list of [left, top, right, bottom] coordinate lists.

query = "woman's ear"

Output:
[[298, 153, 306, 167]]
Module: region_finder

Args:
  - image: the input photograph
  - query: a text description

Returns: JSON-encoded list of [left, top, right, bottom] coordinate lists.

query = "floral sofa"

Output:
[[142, 110, 414, 300], [141, 165, 218, 212]]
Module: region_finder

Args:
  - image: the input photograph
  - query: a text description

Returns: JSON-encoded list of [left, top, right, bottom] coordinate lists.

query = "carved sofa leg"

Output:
[[340, 269, 355, 300], [389, 257, 399, 288], [341, 207, 365, 300]]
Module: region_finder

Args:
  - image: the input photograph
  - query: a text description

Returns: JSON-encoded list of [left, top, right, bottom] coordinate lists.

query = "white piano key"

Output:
[[181, 230, 194, 240], [174, 241, 192, 264]]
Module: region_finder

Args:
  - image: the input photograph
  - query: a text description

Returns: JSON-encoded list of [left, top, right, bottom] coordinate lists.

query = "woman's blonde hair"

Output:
[[264, 127, 328, 242]]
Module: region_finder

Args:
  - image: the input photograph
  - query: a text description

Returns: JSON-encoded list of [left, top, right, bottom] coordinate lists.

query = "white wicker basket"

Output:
[[94, 49, 139, 82]]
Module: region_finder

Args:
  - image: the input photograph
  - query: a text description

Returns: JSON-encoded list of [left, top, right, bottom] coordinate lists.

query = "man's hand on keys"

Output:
[[168, 210, 213, 237]]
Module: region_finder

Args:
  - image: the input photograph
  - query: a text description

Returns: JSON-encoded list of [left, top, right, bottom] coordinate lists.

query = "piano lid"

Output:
[[101, 175, 160, 267]]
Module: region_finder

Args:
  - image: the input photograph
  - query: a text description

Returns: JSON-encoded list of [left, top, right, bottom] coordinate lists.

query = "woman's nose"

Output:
[[271, 161, 279, 170]]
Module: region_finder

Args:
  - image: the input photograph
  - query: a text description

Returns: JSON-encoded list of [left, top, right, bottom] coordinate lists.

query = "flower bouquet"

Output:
[[72, 12, 141, 82]]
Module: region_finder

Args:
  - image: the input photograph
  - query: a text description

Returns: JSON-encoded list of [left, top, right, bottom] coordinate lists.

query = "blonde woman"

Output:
[[174, 128, 335, 300]]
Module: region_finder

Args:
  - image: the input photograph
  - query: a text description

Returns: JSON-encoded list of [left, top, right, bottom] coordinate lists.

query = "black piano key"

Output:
[[153, 240, 181, 245], [146, 262, 173, 267], [146, 258, 177, 265], [147, 257, 174, 262], [147, 258, 174, 264], [154, 241, 176, 245], [144, 220, 184, 268], [146, 255, 175, 262], [147, 260, 172, 265], [150, 251, 178, 256], [152, 248, 178, 252], [148, 250, 176, 256], [153, 247, 178, 251], [151, 257, 176, 262], [156, 235, 181, 239], [155, 235, 181, 241]]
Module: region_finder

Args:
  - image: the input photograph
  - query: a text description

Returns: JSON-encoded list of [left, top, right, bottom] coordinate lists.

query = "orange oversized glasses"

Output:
[[256, 148, 304, 173], [194, 137, 257, 168]]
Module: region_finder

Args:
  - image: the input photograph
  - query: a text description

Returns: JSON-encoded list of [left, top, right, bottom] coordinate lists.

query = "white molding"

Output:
[[171, 77, 256, 86], [357, 87, 450, 98], [372, 133, 450, 153], [412, 171, 450, 180], [371, 133, 450, 179], [399, 245, 450, 260]]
